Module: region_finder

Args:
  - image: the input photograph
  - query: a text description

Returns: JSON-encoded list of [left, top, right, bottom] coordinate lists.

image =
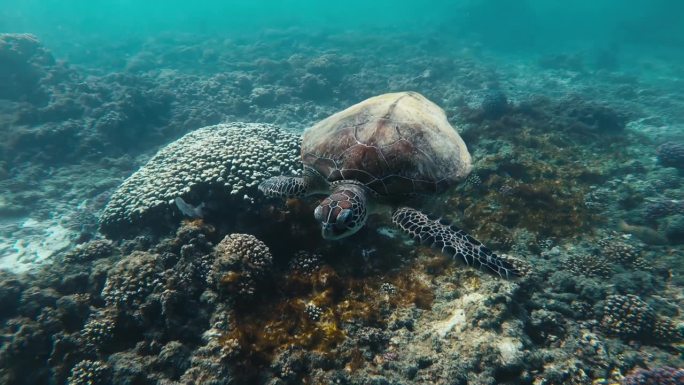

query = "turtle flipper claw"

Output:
[[392, 207, 527, 278], [258, 176, 308, 199]]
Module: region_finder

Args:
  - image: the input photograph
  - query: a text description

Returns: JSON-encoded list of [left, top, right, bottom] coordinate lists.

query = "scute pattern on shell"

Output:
[[99, 123, 301, 235], [301, 92, 472, 196]]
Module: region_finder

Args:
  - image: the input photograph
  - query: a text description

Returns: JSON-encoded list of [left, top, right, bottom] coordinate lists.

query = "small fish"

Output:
[[174, 197, 205, 218], [618, 220, 668, 245]]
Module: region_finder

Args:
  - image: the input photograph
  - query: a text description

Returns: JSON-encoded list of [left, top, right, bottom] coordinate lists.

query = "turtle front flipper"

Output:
[[259, 176, 309, 198], [392, 207, 527, 278]]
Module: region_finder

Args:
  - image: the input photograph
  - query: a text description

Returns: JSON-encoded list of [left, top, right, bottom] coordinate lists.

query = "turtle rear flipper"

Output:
[[392, 207, 527, 278], [259, 176, 308, 198]]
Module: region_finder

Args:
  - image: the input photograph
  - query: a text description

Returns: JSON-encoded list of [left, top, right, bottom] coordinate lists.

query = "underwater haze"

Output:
[[0, 1, 683, 385], [4, 0, 684, 61]]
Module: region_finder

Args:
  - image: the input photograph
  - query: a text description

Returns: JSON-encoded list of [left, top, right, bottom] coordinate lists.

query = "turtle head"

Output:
[[314, 183, 368, 240]]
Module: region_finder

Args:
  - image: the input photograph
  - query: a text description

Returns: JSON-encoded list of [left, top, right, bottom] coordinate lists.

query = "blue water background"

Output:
[[2, 0, 683, 66]]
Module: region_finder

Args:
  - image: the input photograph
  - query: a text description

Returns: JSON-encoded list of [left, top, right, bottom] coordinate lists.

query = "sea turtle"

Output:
[[259, 91, 523, 277]]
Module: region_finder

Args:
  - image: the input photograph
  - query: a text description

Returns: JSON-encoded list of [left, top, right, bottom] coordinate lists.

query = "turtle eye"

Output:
[[336, 209, 352, 226], [314, 205, 325, 223]]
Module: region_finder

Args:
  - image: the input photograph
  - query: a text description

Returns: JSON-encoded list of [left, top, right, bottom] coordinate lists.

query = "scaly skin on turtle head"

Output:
[[314, 181, 369, 240]]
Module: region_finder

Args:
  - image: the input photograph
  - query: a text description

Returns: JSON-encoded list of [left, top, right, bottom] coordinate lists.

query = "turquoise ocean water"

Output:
[[3, 1, 684, 60]]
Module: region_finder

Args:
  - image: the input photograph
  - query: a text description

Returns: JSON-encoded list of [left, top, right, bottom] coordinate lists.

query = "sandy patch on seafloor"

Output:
[[0, 217, 73, 273], [431, 292, 486, 338]]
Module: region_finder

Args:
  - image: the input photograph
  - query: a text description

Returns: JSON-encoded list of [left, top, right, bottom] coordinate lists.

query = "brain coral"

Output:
[[99, 122, 301, 236]]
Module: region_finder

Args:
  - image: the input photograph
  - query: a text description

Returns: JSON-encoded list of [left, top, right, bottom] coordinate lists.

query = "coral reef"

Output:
[[0, 33, 56, 103], [601, 294, 656, 340], [644, 199, 684, 223], [101, 251, 164, 308], [81, 309, 116, 351], [288, 250, 322, 276], [99, 122, 300, 237], [209, 233, 274, 298], [621, 366, 684, 385], [664, 214, 684, 244], [656, 142, 684, 170], [455, 94, 633, 243], [561, 254, 613, 278], [1, 25, 683, 385], [63, 239, 115, 263], [67, 360, 110, 385], [598, 238, 644, 267], [558, 95, 627, 133], [480, 89, 510, 119], [0, 271, 25, 318], [600, 294, 682, 344]]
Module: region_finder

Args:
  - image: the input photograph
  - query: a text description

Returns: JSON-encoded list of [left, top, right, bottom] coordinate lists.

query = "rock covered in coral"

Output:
[[0, 270, 25, 319], [656, 142, 684, 170], [209, 233, 273, 297], [561, 254, 613, 278], [67, 360, 111, 385], [644, 199, 684, 223], [663, 214, 684, 244], [178, 305, 236, 385], [101, 251, 164, 308], [600, 294, 682, 343], [601, 295, 656, 340], [521, 95, 626, 134], [621, 366, 684, 385], [288, 250, 323, 276], [99, 122, 301, 237], [649, 167, 682, 190], [178, 344, 235, 385], [0, 33, 55, 103], [560, 95, 627, 133], [64, 239, 115, 263], [81, 309, 116, 351], [480, 89, 509, 119], [598, 238, 642, 266], [156, 341, 192, 379], [652, 316, 684, 341]]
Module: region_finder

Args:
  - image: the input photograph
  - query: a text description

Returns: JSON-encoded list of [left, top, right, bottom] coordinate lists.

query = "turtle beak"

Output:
[[321, 223, 347, 240]]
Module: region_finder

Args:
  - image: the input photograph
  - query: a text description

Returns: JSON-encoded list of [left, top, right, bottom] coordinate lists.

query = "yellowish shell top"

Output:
[[302, 91, 472, 195]]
